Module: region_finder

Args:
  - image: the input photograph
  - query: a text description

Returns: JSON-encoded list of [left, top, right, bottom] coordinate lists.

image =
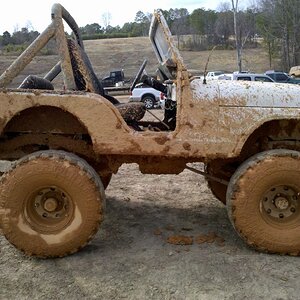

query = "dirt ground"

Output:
[[1, 160, 300, 300]]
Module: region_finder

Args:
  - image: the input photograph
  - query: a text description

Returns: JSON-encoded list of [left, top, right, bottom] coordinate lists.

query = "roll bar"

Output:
[[0, 3, 83, 90]]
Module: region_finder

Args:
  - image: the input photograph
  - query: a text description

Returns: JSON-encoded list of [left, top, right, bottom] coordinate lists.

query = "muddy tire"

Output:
[[227, 149, 300, 255], [205, 161, 234, 204], [0, 150, 105, 258]]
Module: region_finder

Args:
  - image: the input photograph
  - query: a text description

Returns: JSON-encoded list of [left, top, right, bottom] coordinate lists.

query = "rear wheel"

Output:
[[227, 149, 300, 255], [143, 95, 155, 109], [0, 150, 105, 258]]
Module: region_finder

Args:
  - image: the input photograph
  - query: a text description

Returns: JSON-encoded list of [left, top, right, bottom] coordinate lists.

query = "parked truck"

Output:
[[1, 4, 300, 257], [101, 69, 125, 87]]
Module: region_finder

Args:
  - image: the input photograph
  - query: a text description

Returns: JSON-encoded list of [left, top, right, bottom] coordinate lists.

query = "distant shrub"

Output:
[[82, 33, 137, 40], [38, 48, 57, 55], [1, 39, 57, 56], [3, 44, 27, 55]]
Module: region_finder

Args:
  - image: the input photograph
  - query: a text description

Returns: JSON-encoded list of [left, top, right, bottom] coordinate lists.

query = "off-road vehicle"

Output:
[[1, 4, 300, 257]]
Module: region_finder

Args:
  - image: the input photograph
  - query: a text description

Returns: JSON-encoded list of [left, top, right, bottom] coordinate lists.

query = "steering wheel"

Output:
[[130, 59, 148, 92]]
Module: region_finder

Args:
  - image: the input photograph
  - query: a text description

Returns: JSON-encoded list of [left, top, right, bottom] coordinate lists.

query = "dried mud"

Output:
[[1, 161, 300, 299]]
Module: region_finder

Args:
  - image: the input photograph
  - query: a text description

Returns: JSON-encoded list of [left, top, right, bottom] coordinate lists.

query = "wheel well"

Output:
[[0, 105, 94, 160], [3, 105, 89, 135], [206, 119, 300, 204], [0, 105, 118, 178], [240, 119, 300, 159], [142, 93, 155, 101]]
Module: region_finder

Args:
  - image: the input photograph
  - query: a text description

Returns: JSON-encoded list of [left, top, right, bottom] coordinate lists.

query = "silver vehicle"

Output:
[[233, 73, 275, 82], [219, 73, 274, 82]]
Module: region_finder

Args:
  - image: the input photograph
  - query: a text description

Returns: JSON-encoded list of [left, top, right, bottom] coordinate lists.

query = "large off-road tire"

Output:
[[227, 149, 300, 255], [0, 150, 105, 258], [205, 161, 235, 204]]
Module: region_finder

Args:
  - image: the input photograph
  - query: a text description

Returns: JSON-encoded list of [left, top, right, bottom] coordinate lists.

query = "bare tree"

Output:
[[231, 0, 254, 72], [231, 0, 243, 72], [216, 3, 234, 48], [169, 8, 190, 49], [258, 0, 300, 70], [102, 12, 112, 31]]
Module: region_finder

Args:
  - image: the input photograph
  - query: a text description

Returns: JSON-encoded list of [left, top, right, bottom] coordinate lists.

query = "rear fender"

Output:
[[0, 90, 131, 153]]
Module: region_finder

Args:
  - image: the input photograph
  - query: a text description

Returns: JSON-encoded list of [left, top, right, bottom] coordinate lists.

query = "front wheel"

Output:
[[227, 149, 300, 255], [143, 96, 155, 109], [0, 150, 105, 258]]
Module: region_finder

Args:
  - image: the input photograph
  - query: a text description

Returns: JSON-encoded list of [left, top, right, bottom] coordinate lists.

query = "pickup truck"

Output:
[[206, 71, 225, 80], [101, 70, 125, 87], [129, 83, 165, 109]]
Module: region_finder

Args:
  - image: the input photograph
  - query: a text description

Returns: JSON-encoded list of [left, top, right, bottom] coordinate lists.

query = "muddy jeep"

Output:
[[1, 4, 300, 257]]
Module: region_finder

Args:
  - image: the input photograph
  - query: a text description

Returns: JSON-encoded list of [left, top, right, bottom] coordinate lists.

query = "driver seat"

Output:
[[67, 39, 146, 124]]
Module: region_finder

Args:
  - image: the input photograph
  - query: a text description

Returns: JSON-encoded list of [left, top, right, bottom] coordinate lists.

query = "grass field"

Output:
[[0, 36, 280, 88]]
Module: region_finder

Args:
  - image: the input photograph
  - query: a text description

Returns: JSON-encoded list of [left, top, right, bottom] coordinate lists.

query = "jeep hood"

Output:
[[191, 79, 300, 108]]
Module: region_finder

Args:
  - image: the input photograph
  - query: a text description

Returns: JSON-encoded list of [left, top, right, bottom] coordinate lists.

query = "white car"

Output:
[[129, 83, 165, 109], [206, 71, 225, 79], [199, 71, 231, 81]]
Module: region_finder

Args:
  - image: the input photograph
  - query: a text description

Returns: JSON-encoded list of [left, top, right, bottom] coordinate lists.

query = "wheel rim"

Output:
[[144, 98, 153, 109], [25, 186, 74, 233], [261, 184, 300, 225]]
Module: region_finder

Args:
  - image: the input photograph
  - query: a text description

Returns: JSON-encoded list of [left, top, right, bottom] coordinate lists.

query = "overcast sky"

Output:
[[0, 0, 223, 33]]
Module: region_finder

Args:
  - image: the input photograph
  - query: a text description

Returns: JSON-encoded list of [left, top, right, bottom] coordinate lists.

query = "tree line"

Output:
[[0, 0, 300, 71]]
